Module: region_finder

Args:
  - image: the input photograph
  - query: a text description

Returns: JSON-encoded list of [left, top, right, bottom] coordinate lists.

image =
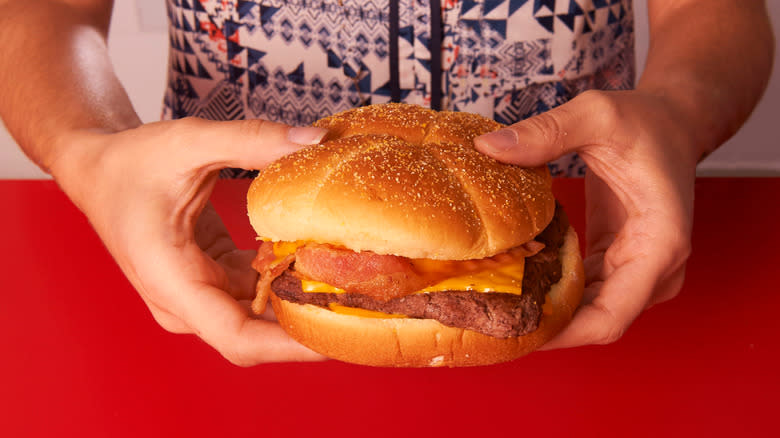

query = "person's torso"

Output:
[[163, 0, 635, 177]]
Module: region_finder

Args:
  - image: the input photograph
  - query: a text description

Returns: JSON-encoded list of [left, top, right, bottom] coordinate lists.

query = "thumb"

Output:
[[180, 118, 328, 171], [474, 91, 606, 166]]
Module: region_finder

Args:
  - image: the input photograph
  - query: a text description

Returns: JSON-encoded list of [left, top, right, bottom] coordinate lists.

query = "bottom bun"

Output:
[[270, 226, 585, 367]]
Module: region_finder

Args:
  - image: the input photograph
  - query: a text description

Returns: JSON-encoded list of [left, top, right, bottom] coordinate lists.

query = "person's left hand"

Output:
[[49, 117, 328, 365], [475, 89, 698, 348]]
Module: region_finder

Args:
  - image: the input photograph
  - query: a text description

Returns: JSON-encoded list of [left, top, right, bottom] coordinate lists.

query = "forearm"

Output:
[[0, 0, 141, 173], [639, 0, 774, 160]]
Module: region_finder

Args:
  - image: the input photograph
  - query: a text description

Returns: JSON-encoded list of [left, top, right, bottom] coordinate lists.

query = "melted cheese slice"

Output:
[[268, 240, 526, 296], [300, 260, 525, 295], [417, 261, 525, 295], [271, 240, 306, 264]]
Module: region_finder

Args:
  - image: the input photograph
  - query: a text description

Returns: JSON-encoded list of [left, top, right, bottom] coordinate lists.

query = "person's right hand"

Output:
[[48, 117, 328, 366]]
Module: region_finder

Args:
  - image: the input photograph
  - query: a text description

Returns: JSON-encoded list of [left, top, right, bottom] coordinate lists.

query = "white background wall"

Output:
[[1, 0, 778, 178]]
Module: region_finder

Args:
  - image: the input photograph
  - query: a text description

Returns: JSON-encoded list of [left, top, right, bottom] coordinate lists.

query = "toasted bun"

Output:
[[270, 226, 585, 367], [248, 103, 555, 260]]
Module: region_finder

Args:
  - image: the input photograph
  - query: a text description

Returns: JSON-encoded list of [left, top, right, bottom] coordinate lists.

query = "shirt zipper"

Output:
[[429, 0, 442, 110], [389, 1, 400, 102]]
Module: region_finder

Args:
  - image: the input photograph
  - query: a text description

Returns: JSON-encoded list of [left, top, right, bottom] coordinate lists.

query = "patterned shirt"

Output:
[[162, 0, 635, 177]]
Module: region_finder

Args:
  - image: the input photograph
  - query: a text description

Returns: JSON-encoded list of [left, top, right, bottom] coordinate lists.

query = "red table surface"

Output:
[[1, 178, 778, 437]]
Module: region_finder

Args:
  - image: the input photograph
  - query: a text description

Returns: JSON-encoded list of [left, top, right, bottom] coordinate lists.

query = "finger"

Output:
[[114, 246, 194, 335], [646, 263, 687, 309], [540, 258, 656, 349], [193, 202, 237, 260], [142, 241, 324, 365], [474, 90, 617, 166], [178, 280, 325, 366], [193, 203, 258, 300], [542, 214, 690, 349], [582, 252, 606, 285], [131, 233, 324, 365], [148, 304, 192, 334], [174, 117, 327, 171], [215, 249, 259, 301], [584, 172, 626, 258], [138, 293, 192, 334]]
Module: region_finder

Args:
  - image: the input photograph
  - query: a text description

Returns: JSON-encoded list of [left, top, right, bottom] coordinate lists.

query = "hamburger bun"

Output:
[[247, 103, 555, 260]]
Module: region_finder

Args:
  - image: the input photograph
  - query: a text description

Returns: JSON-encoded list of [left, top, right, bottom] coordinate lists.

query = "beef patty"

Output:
[[272, 205, 569, 338]]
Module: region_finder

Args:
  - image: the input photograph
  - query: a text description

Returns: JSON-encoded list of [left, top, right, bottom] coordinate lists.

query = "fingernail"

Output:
[[476, 129, 518, 153], [287, 127, 327, 145]]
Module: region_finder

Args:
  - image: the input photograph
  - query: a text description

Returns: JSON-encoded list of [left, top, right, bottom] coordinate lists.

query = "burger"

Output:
[[247, 103, 584, 367]]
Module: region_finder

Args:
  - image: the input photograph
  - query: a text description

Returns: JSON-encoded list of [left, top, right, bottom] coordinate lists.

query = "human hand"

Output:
[[475, 90, 697, 348], [49, 118, 328, 365]]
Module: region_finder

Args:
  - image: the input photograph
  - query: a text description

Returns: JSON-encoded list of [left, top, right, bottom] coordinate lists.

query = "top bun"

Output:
[[247, 103, 555, 260]]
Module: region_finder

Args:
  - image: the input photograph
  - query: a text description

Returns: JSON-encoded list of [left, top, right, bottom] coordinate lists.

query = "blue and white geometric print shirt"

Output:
[[162, 0, 635, 177]]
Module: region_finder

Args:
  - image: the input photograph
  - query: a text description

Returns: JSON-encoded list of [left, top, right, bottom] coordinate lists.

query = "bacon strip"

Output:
[[294, 244, 427, 301], [251, 241, 275, 273], [251, 241, 294, 314]]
